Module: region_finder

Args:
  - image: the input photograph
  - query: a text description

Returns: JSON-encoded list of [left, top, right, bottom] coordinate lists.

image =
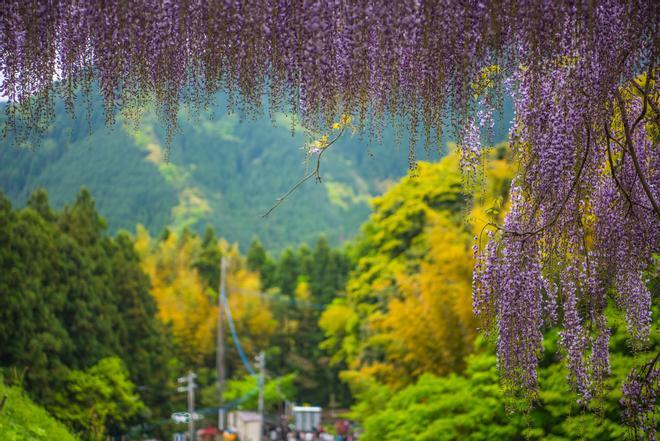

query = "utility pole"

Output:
[[217, 257, 228, 430], [177, 371, 197, 441], [257, 350, 266, 440]]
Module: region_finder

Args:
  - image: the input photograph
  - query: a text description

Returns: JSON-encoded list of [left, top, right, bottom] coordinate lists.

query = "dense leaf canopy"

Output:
[[0, 381, 78, 441], [320, 147, 513, 388]]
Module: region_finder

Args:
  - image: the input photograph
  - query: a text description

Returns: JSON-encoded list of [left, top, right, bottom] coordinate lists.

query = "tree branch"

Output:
[[614, 91, 660, 218], [631, 80, 660, 124], [631, 67, 653, 134], [262, 127, 345, 217]]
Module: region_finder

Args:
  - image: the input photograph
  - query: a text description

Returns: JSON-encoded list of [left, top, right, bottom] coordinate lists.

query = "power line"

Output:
[[222, 284, 257, 376]]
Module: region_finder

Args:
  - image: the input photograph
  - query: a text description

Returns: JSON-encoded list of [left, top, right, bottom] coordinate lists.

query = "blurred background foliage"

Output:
[[0, 103, 656, 440]]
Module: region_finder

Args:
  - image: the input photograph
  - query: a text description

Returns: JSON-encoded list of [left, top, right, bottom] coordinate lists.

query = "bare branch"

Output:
[[631, 67, 653, 134], [262, 127, 345, 217]]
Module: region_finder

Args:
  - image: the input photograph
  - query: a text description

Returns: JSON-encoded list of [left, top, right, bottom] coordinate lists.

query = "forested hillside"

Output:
[[1, 149, 656, 440], [0, 91, 511, 251], [0, 187, 355, 438], [0, 190, 175, 438]]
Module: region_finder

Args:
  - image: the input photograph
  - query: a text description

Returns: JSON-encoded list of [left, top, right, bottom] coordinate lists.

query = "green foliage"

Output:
[[246, 237, 267, 273], [247, 237, 278, 289], [0, 381, 78, 441], [109, 233, 177, 419], [261, 237, 354, 407], [354, 309, 659, 441], [275, 248, 300, 297], [50, 357, 144, 439], [321, 148, 514, 388], [359, 355, 524, 441], [0, 189, 176, 436], [194, 225, 224, 291]]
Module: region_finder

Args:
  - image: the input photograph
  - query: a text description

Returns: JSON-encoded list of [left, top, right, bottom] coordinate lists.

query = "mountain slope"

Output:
[[0, 92, 511, 251]]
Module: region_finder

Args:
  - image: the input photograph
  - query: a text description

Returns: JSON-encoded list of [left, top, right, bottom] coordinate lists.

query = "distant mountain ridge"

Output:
[[0, 92, 512, 251]]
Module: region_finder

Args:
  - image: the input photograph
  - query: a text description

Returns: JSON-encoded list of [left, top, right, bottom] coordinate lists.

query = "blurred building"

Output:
[[228, 411, 262, 441]]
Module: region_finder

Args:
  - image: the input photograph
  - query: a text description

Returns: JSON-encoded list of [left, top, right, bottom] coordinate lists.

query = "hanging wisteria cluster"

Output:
[[1, 0, 659, 434], [621, 354, 660, 440]]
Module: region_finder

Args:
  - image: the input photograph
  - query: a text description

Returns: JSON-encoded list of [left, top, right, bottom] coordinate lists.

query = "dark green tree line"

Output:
[[0, 189, 176, 437]]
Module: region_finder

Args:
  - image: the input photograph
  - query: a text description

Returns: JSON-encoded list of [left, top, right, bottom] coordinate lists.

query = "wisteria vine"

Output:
[[1, 0, 659, 437], [621, 353, 660, 440]]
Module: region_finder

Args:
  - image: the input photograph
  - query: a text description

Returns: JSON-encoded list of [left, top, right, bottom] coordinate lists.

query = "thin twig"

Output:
[[603, 119, 626, 151], [642, 351, 660, 384], [604, 131, 653, 215], [631, 80, 660, 123], [631, 66, 653, 134], [608, 144, 634, 217], [262, 127, 345, 217], [605, 126, 634, 210], [0, 395, 6, 413]]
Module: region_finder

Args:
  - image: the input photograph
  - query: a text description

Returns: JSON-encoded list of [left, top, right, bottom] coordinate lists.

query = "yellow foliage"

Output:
[[470, 64, 501, 98], [306, 113, 354, 154], [319, 299, 360, 366], [379, 216, 475, 380], [135, 228, 276, 366], [136, 226, 216, 364], [295, 280, 312, 302], [468, 145, 514, 234]]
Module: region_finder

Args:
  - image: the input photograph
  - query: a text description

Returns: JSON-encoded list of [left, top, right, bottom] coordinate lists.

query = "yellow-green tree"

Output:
[[135, 227, 216, 364], [223, 244, 277, 362], [321, 145, 513, 389], [135, 227, 276, 368]]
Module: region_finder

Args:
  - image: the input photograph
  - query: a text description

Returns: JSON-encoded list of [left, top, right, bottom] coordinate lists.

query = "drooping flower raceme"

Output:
[[621, 355, 659, 441], [1, 0, 658, 434]]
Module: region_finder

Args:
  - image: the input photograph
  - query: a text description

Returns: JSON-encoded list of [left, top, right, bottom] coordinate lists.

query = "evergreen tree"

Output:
[[194, 225, 223, 292], [296, 244, 314, 280], [275, 248, 299, 297], [261, 257, 278, 290], [247, 237, 278, 289], [309, 237, 335, 304], [0, 192, 71, 397], [246, 237, 267, 273], [110, 233, 176, 418], [56, 189, 120, 368], [26, 188, 56, 222], [0, 189, 178, 433]]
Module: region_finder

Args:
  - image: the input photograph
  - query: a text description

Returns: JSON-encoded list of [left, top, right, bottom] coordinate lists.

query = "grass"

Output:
[[0, 382, 78, 441]]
